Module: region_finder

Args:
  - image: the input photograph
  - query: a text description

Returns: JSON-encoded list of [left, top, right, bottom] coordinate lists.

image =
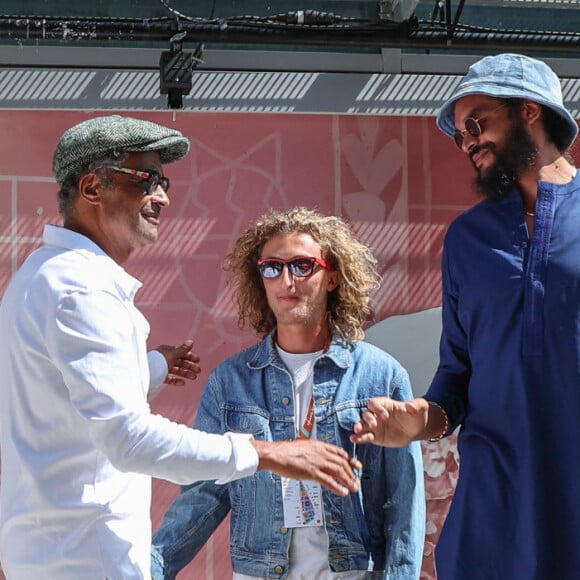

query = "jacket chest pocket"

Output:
[[336, 405, 365, 432], [225, 408, 270, 439]]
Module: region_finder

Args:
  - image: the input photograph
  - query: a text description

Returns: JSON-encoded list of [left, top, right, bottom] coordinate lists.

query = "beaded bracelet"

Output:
[[427, 401, 450, 442]]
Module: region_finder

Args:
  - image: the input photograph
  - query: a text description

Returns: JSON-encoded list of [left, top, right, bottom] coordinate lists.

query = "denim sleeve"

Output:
[[383, 368, 426, 579], [151, 374, 232, 579], [152, 481, 231, 579]]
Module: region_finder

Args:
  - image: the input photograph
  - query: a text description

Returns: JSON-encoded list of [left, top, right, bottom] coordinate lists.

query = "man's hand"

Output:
[[251, 439, 362, 496], [155, 339, 201, 386], [350, 396, 430, 447]]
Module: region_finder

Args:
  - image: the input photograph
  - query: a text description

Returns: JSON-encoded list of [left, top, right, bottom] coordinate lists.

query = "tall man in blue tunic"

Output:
[[351, 53, 580, 579]]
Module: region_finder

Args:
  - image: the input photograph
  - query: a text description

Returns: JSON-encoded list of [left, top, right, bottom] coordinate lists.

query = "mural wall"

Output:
[[0, 108, 476, 578]]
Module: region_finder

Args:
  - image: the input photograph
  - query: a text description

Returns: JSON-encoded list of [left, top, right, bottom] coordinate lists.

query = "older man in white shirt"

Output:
[[0, 115, 360, 580]]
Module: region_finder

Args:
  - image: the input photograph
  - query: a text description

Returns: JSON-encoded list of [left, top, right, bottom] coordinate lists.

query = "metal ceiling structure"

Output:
[[0, 0, 579, 112], [1, 1, 579, 64], [2, 6, 579, 54]]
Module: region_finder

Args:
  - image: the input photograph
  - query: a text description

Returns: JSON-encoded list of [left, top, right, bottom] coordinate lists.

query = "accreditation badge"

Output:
[[281, 477, 324, 528]]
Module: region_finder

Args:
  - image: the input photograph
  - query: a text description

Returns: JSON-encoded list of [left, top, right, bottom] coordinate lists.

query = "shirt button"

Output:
[[274, 565, 284, 574], [282, 396, 291, 405], [280, 526, 288, 534]]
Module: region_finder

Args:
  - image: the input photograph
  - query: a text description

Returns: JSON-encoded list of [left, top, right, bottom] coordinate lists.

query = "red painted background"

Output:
[[0, 109, 477, 578]]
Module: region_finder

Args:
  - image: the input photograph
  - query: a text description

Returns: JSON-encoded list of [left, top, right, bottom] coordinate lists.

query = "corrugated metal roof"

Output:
[[1, 66, 580, 118]]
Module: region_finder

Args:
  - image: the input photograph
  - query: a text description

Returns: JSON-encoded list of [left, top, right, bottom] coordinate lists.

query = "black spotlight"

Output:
[[160, 32, 195, 109]]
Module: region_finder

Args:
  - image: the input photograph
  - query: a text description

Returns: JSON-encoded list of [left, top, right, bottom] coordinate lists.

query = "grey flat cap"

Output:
[[52, 114, 191, 186]]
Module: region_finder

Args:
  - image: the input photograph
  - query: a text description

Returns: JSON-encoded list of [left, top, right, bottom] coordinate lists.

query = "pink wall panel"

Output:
[[0, 109, 477, 579]]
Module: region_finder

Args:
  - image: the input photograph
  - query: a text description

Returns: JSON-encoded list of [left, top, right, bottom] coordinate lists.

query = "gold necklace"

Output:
[[524, 166, 577, 218]]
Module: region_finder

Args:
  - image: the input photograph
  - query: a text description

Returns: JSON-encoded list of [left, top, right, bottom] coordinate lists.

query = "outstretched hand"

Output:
[[350, 396, 430, 447], [156, 339, 201, 386], [252, 439, 362, 496]]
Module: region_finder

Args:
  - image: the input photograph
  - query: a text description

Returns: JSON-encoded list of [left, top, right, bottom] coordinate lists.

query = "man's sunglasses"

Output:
[[111, 166, 170, 196], [453, 103, 506, 149], [257, 256, 334, 279]]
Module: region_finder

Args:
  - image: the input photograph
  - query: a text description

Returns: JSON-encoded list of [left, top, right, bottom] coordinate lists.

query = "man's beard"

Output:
[[472, 120, 537, 202]]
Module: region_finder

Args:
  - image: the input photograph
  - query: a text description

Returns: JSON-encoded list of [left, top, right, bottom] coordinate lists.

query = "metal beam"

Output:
[[0, 15, 579, 54]]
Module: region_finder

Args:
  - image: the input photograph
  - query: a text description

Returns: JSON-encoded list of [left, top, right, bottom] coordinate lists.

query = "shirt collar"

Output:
[[249, 331, 351, 370], [42, 224, 142, 299]]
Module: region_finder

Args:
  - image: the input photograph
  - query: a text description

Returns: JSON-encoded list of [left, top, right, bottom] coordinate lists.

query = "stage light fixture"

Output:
[[160, 31, 195, 110]]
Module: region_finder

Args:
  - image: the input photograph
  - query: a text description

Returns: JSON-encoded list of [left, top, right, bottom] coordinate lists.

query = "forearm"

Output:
[[147, 349, 168, 397], [89, 413, 258, 484], [152, 481, 230, 578]]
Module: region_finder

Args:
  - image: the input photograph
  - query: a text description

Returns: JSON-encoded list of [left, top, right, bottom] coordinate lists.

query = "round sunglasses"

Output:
[[111, 166, 170, 196], [453, 103, 506, 149], [257, 256, 334, 279]]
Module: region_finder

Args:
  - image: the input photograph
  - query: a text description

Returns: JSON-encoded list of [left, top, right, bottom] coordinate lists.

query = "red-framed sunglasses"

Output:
[[257, 256, 334, 279]]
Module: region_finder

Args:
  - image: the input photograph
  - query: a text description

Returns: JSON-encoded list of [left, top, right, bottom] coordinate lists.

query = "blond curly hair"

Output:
[[224, 207, 381, 343]]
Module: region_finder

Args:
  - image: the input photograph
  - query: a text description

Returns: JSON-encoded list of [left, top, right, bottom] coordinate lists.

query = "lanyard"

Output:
[[296, 333, 331, 440], [298, 396, 315, 440]]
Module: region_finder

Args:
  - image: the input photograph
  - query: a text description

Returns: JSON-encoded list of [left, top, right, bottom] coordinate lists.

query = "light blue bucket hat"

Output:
[[436, 53, 579, 148]]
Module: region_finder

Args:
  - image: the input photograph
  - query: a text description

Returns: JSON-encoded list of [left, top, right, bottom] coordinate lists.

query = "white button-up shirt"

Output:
[[0, 225, 258, 579]]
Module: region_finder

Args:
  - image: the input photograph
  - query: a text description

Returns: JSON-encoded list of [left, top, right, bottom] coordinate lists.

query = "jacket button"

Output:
[[274, 565, 284, 574], [280, 526, 288, 534], [282, 396, 291, 405]]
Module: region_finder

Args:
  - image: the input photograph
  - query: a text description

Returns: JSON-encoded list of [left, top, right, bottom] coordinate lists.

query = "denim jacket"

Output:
[[152, 334, 425, 579]]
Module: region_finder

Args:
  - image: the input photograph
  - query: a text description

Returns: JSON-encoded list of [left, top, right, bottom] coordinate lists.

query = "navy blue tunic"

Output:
[[427, 174, 580, 579]]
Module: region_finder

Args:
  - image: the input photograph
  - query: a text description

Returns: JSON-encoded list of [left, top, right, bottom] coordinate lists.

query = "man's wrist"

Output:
[[251, 439, 288, 473]]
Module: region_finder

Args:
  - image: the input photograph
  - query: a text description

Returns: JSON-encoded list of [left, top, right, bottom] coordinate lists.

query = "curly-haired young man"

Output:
[[152, 207, 425, 580]]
